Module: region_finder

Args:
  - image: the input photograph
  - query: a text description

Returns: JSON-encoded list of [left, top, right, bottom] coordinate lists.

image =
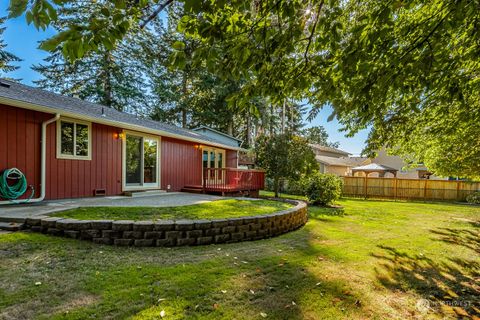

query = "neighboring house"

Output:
[[310, 144, 368, 176], [0, 79, 264, 202], [358, 149, 447, 180]]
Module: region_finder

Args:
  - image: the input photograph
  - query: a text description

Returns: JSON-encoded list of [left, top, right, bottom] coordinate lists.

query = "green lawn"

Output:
[[50, 199, 293, 220], [1, 197, 478, 319]]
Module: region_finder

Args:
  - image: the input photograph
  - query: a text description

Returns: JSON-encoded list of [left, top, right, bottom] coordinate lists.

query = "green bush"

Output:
[[303, 173, 343, 205], [466, 192, 480, 204]]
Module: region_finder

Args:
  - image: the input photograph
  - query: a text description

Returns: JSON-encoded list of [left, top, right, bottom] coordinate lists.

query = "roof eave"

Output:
[[0, 96, 244, 151]]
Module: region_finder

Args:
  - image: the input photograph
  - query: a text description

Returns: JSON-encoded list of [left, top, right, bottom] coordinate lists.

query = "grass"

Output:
[[1, 196, 479, 319], [50, 199, 293, 221]]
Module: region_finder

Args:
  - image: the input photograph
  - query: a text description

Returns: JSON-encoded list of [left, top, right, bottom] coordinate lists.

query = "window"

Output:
[[57, 119, 91, 160]]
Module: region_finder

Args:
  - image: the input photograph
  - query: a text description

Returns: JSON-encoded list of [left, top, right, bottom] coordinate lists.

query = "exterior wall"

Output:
[[46, 122, 123, 199], [325, 165, 350, 176], [160, 137, 203, 191], [226, 150, 238, 168], [0, 105, 49, 200]]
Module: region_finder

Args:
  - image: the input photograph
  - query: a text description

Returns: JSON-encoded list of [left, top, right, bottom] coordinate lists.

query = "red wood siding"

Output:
[[160, 137, 203, 191], [1, 104, 239, 199], [226, 150, 238, 168], [0, 105, 49, 200], [46, 122, 123, 199]]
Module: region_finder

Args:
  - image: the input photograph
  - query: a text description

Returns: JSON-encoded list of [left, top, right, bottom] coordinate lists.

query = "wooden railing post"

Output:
[[364, 175, 368, 199], [456, 180, 460, 201], [423, 179, 428, 201], [394, 177, 398, 201]]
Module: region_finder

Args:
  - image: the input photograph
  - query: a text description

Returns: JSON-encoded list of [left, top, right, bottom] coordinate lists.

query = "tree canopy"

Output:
[[9, 0, 480, 179], [255, 133, 317, 197], [0, 17, 21, 77]]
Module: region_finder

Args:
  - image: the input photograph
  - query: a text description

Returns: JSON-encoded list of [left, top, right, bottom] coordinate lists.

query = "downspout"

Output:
[[0, 113, 60, 205]]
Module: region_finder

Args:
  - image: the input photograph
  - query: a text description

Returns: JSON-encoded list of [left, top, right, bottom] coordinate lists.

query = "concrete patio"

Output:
[[0, 192, 222, 222]]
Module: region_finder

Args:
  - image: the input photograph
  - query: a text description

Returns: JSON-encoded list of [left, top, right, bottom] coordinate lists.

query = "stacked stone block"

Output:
[[24, 200, 308, 247]]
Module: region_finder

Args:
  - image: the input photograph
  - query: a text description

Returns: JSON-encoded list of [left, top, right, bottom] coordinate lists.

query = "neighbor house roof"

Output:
[[309, 144, 351, 156], [315, 155, 366, 167], [352, 163, 398, 172], [0, 79, 243, 150]]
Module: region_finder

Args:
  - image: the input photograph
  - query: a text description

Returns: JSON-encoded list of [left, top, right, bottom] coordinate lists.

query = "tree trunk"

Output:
[[281, 99, 286, 134], [102, 51, 114, 110], [181, 71, 188, 128], [245, 112, 251, 148], [269, 103, 274, 137], [274, 177, 280, 198]]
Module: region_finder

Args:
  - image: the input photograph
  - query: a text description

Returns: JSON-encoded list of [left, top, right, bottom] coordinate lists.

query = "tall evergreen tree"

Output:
[[32, 4, 150, 114], [0, 17, 21, 78]]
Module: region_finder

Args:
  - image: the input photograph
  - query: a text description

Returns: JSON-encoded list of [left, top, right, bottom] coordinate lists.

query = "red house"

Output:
[[0, 80, 264, 203]]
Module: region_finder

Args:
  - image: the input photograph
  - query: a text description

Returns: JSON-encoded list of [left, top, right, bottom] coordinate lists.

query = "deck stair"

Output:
[[181, 185, 204, 194], [123, 190, 167, 197]]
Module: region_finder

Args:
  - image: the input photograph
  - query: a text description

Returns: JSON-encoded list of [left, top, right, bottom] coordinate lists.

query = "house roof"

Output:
[[0, 79, 242, 150], [193, 126, 243, 142], [316, 155, 367, 167], [352, 163, 398, 172], [309, 144, 351, 156]]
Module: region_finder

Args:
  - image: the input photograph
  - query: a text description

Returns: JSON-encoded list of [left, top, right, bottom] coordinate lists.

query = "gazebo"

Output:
[[351, 163, 398, 178]]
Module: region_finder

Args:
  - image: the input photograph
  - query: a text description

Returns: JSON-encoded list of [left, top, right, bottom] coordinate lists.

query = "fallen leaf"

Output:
[[315, 282, 321, 286], [221, 290, 227, 294], [213, 303, 219, 309], [250, 289, 255, 295], [260, 312, 267, 318], [332, 297, 342, 304], [292, 301, 296, 305], [158, 298, 166, 302], [160, 310, 165, 317], [35, 282, 42, 286]]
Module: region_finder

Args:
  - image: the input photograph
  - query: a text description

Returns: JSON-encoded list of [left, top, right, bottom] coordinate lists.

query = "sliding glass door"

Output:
[[124, 133, 159, 189]]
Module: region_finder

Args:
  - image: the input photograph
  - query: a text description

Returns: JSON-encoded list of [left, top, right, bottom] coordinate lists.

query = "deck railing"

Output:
[[203, 168, 265, 192]]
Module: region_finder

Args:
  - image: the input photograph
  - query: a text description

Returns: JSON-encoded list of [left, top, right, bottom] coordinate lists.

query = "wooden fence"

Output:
[[341, 176, 480, 201]]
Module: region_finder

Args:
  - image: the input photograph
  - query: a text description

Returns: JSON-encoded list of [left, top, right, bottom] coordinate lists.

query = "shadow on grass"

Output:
[[430, 226, 479, 254], [373, 242, 479, 318], [0, 229, 370, 320]]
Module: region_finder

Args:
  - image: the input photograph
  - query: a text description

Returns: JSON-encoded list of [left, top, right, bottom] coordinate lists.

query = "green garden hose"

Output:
[[0, 168, 34, 201]]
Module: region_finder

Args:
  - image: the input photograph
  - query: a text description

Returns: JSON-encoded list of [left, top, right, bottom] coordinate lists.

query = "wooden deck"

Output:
[[182, 168, 265, 196]]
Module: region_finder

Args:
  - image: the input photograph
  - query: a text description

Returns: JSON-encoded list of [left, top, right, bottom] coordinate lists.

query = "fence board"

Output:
[[341, 177, 480, 201]]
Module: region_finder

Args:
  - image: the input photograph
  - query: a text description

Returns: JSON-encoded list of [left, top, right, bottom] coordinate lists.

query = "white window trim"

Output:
[[56, 118, 92, 160], [122, 130, 161, 192]]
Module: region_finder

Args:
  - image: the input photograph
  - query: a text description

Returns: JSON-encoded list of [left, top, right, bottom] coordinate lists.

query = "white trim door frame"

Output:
[[122, 131, 161, 191]]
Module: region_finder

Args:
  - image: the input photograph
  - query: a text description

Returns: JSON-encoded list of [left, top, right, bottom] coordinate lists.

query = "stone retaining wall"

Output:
[[24, 200, 308, 247]]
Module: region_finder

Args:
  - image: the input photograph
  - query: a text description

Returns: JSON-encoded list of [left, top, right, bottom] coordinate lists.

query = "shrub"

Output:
[[304, 173, 343, 205], [466, 192, 480, 204]]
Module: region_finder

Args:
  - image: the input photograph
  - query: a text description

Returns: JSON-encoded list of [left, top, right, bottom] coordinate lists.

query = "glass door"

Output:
[[202, 148, 225, 184], [124, 133, 159, 189]]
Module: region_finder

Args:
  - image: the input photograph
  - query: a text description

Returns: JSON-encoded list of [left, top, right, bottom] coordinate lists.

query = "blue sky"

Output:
[[0, 4, 369, 155]]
